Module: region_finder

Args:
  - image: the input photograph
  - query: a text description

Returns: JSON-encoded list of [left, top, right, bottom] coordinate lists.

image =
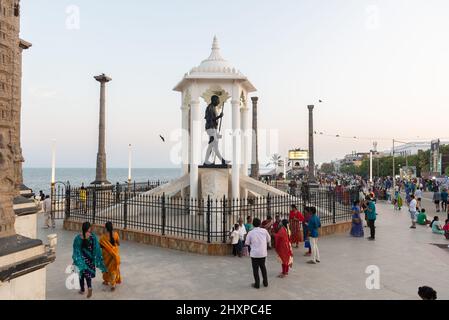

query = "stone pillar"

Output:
[[190, 90, 200, 200], [250, 97, 259, 179], [92, 74, 111, 185], [308, 105, 317, 184], [231, 83, 241, 200]]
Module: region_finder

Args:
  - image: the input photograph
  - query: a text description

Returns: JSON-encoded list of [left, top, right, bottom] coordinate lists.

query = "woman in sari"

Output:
[[100, 221, 121, 291], [72, 222, 107, 298], [289, 204, 304, 248], [274, 219, 293, 278], [350, 200, 364, 237]]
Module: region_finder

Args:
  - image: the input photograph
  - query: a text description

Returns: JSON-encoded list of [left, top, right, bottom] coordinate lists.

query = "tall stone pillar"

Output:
[[92, 74, 111, 185], [250, 97, 259, 179], [308, 105, 317, 185]]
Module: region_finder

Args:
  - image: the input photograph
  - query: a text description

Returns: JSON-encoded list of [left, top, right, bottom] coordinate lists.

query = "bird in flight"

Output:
[[319, 100, 323, 103], [159, 135, 165, 142]]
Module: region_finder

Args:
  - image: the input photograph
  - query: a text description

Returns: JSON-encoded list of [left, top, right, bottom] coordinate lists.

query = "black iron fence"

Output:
[[53, 183, 358, 243]]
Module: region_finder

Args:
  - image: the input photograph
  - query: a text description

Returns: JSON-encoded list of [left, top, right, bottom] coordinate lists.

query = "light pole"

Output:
[[369, 150, 373, 184], [51, 139, 56, 200], [128, 144, 132, 186]]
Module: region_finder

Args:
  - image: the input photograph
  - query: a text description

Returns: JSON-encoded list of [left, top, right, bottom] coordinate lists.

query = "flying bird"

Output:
[[319, 100, 323, 103], [159, 135, 165, 142]]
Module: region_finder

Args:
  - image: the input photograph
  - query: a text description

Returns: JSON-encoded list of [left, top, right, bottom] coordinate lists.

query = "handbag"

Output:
[[304, 239, 311, 249]]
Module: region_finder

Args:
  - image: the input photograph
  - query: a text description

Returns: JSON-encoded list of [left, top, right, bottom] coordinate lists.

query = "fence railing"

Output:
[[54, 183, 358, 243]]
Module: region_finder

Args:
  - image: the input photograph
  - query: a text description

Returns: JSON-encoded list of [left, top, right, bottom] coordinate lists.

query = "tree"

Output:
[[320, 163, 335, 174], [267, 154, 283, 178]]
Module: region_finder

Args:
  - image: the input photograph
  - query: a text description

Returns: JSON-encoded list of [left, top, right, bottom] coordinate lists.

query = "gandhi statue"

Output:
[[204, 95, 229, 165]]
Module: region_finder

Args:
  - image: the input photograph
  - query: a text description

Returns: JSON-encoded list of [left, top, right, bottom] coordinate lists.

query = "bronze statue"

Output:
[[204, 95, 229, 165]]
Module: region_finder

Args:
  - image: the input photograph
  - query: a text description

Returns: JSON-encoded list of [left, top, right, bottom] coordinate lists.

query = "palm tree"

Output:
[[267, 154, 283, 181]]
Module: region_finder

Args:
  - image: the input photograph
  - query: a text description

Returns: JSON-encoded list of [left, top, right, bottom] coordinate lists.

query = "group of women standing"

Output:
[[272, 204, 314, 278], [72, 221, 122, 298]]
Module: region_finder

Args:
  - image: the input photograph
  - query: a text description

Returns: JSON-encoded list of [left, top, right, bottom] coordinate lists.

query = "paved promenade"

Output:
[[39, 200, 449, 300]]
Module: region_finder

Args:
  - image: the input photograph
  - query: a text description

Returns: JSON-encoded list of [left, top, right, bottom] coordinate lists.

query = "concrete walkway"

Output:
[[38, 200, 449, 300]]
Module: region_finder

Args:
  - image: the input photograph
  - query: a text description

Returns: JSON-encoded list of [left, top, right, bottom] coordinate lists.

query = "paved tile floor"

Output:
[[39, 200, 449, 300]]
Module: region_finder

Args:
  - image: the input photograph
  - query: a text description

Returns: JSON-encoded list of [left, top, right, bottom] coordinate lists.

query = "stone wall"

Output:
[[64, 219, 351, 256]]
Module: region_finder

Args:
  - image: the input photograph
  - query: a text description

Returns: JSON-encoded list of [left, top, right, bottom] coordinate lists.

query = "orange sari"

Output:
[[100, 232, 121, 286]]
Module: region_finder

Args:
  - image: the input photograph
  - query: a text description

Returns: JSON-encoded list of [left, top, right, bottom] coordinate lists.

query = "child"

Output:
[[416, 208, 430, 226], [230, 224, 241, 257], [443, 219, 449, 240], [430, 216, 444, 235]]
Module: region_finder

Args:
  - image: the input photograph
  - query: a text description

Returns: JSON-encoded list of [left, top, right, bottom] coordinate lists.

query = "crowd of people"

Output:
[[230, 205, 322, 288]]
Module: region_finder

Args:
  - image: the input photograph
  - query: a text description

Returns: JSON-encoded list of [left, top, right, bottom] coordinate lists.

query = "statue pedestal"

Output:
[[199, 167, 231, 234]]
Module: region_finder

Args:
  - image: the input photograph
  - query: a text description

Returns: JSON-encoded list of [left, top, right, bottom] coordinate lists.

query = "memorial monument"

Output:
[[146, 36, 287, 201]]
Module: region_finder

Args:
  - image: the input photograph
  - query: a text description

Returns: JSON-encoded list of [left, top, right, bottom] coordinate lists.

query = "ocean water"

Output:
[[23, 168, 181, 195]]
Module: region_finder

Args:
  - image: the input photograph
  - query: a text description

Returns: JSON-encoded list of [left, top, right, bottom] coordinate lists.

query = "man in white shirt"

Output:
[[409, 195, 417, 229], [245, 218, 271, 289], [237, 217, 247, 242]]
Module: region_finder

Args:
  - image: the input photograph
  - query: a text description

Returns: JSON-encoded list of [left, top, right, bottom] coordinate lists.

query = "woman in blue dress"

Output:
[[72, 222, 107, 298], [350, 200, 364, 237]]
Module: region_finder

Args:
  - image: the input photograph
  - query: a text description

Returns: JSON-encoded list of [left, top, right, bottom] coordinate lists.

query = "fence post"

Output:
[[92, 185, 97, 225], [123, 190, 128, 230], [222, 195, 227, 244], [267, 193, 271, 216], [161, 193, 166, 236], [332, 190, 336, 224], [65, 185, 71, 219], [206, 196, 211, 244]]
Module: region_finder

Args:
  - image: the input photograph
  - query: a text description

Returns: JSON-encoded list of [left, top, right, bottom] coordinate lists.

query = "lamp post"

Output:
[[51, 139, 56, 200], [128, 144, 132, 186]]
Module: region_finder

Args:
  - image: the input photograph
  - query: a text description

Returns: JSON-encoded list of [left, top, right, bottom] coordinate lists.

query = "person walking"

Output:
[[415, 188, 423, 208], [433, 188, 441, 213], [409, 195, 418, 229], [245, 218, 271, 289], [42, 195, 54, 229], [441, 188, 449, 213], [307, 207, 321, 264], [72, 222, 107, 298], [274, 219, 293, 278], [100, 222, 122, 291], [364, 195, 377, 240]]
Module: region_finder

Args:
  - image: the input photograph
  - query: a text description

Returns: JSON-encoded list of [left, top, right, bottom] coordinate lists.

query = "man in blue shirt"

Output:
[[306, 207, 321, 264], [364, 195, 377, 240]]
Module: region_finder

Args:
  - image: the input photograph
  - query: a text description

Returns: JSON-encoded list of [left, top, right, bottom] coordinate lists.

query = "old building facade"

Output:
[[0, 0, 28, 238]]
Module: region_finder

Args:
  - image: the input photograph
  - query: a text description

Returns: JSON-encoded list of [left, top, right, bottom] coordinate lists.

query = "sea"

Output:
[[23, 168, 181, 195]]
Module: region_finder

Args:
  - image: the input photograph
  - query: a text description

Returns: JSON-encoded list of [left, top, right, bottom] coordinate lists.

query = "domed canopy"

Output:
[[174, 36, 256, 92]]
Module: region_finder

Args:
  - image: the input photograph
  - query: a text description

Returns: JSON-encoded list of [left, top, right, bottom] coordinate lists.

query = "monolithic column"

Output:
[[250, 97, 259, 179], [92, 74, 111, 185], [308, 105, 316, 184]]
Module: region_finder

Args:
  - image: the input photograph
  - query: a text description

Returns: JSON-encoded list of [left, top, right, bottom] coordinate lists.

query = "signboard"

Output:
[[288, 150, 308, 160], [400, 166, 417, 180], [430, 139, 442, 175]]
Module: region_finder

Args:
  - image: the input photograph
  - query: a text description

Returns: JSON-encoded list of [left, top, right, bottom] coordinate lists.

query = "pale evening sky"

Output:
[[20, 0, 449, 168]]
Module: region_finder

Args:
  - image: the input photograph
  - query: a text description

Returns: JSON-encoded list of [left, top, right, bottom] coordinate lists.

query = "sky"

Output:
[[19, 0, 449, 168]]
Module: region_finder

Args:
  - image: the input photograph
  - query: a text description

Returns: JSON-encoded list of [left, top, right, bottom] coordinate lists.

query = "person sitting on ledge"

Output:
[[416, 208, 431, 226], [430, 216, 445, 235]]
